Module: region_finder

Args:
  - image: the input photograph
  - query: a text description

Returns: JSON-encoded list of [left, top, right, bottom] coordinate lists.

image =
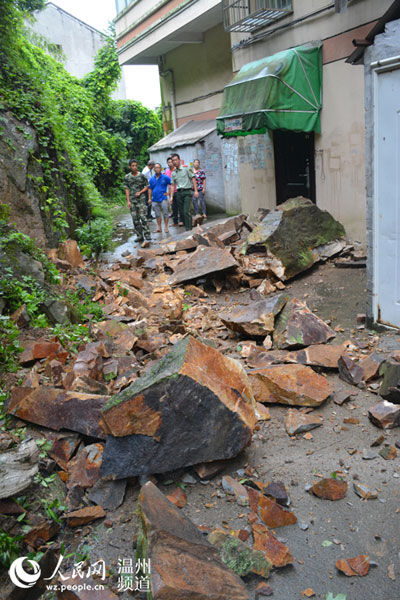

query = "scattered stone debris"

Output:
[[208, 529, 271, 578], [136, 481, 250, 599]]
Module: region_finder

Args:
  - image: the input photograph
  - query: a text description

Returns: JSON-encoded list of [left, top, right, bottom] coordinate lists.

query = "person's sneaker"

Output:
[[134, 237, 144, 243]]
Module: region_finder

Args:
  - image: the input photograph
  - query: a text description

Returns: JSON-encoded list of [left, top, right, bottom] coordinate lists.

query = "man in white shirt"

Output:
[[142, 161, 155, 219]]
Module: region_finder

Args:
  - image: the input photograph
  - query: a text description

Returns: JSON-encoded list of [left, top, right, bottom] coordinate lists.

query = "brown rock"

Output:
[[335, 555, 370, 577], [8, 387, 108, 439], [46, 431, 81, 471], [193, 459, 230, 480], [100, 336, 256, 478], [169, 245, 239, 285], [284, 408, 323, 435], [44, 359, 64, 386], [0, 430, 18, 452], [65, 505, 105, 527], [252, 521, 294, 567], [248, 364, 333, 407], [273, 298, 335, 349], [256, 402, 271, 421], [220, 294, 289, 337], [0, 498, 25, 514], [339, 352, 383, 385], [167, 487, 187, 508], [58, 239, 85, 268], [379, 444, 397, 460], [19, 339, 63, 365], [248, 343, 349, 370], [258, 495, 297, 528], [311, 478, 347, 500], [222, 476, 249, 506], [264, 481, 289, 506], [11, 304, 30, 328], [137, 481, 250, 599], [67, 443, 103, 490], [368, 401, 400, 429], [24, 521, 60, 549], [353, 482, 378, 500], [99, 268, 144, 290], [67, 375, 109, 395]]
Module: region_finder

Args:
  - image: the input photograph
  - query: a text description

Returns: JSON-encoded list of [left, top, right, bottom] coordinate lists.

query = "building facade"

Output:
[[32, 2, 126, 99], [114, 0, 393, 239]]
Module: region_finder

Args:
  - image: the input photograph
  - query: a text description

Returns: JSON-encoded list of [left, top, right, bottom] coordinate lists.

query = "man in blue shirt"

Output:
[[148, 163, 172, 235]]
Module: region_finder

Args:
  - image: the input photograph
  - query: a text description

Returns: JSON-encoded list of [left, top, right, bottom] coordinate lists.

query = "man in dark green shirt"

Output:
[[170, 153, 194, 231], [124, 159, 151, 246]]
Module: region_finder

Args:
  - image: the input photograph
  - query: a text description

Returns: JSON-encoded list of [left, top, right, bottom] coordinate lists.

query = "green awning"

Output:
[[217, 42, 322, 137]]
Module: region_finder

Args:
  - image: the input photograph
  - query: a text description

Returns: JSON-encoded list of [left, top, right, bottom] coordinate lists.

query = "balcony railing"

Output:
[[222, 0, 292, 32]]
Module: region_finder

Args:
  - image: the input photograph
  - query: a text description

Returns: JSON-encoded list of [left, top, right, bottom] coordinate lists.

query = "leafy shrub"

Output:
[[0, 316, 22, 372], [75, 218, 113, 258], [0, 530, 22, 568]]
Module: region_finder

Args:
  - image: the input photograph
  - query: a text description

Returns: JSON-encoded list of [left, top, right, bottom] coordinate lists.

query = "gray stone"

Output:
[[243, 197, 346, 280], [379, 359, 400, 403], [86, 478, 127, 510], [41, 298, 69, 324]]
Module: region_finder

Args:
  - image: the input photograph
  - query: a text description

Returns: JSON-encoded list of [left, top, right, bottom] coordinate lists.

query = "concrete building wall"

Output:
[[161, 23, 232, 126], [364, 18, 400, 322], [315, 59, 366, 243], [149, 131, 225, 212], [32, 3, 126, 99]]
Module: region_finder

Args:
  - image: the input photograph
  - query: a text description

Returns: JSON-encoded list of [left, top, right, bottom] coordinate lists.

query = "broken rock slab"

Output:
[[100, 336, 256, 478], [243, 197, 345, 280], [252, 521, 294, 567], [248, 343, 350, 370], [248, 364, 333, 407], [273, 298, 336, 349], [339, 352, 383, 386], [311, 478, 347, 501], [284, 408, 323, 435], [87, 478, 127, 511], [220, 293, 289, 337], [58, 239, 85, 268], [368, 401, 400, 429], [168, 245, 239, 286], [7, 387, 108, 439], [136, 481, 250, 599], [64, 505, 105, 527]]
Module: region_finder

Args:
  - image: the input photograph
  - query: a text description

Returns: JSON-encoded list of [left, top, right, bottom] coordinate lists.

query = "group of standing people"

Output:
[[124, 155, 207, 247]]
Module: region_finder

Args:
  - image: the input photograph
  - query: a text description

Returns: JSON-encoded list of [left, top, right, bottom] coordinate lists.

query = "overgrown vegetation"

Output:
[[0, 0, 162, 247]]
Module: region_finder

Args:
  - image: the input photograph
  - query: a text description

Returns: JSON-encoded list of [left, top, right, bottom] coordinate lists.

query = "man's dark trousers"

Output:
[[176, 189, 192, 230]]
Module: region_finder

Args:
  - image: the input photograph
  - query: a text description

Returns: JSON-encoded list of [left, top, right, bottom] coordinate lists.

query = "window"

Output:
[[222, 0, 292, 33], [115, 0, 132, 17]]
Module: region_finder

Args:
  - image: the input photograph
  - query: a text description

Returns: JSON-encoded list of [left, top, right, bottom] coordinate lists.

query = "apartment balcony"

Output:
[[222, 0, 292, 33], [115, 0, 222, 65]]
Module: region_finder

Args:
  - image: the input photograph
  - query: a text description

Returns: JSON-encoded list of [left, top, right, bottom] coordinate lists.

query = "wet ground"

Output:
[[90, 212, 400, 600]]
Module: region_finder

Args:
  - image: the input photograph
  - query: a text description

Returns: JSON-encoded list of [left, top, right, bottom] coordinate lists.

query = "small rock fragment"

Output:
[[167, 487, 187, 508], [284, 408, 322, 435], [335, 555, 370, 577], [368, 401, 400, 429], [311, 478, 347, 501], [353, 482, 378, 500], [65, 505, 105, 527], [379, 444, 397, 460]]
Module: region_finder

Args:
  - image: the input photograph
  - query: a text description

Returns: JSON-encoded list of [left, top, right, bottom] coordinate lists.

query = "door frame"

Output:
[[273, 130, 316, 205], [372, 56, 400, 326]]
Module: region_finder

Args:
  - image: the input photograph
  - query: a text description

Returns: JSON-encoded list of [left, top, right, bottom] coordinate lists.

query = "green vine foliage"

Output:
[[0, 1, 162, 238]]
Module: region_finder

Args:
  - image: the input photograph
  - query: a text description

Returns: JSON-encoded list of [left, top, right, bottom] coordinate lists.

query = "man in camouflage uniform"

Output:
[[124, 159, 151, 246]]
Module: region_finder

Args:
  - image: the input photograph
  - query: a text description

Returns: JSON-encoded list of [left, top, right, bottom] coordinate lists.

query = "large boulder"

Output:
[[244, 197, 346, 280], [168, 245, 239, 285], [100, 336, 256, 478], [136, 481, 250, 599]]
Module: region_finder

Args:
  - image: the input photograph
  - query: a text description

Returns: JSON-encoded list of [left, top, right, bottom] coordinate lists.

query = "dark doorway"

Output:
[[273, 130, 316, 205]]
